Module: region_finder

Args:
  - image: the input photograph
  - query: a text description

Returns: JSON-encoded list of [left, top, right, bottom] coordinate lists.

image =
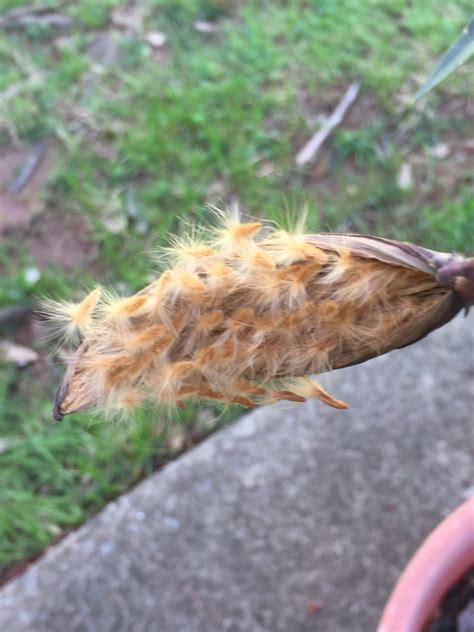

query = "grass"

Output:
[[0, 0, 473, 570]]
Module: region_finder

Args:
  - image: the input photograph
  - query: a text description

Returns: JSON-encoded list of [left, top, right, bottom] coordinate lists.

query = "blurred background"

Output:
[[0, 0, 472, 581]]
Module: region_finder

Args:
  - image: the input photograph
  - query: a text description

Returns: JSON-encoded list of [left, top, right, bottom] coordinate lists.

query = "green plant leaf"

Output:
[[415, 16, 474, 101]]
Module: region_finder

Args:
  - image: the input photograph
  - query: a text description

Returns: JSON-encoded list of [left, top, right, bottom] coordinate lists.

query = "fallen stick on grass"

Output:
[[295, 81, 360, 166], [8, 140, 49, 195]]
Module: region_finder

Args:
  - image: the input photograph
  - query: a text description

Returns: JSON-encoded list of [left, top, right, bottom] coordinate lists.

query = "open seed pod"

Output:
[[49, 216, 473, 420]]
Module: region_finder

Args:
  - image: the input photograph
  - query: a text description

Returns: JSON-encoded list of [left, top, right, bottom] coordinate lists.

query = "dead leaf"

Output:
[[44, 523, 62, 537], [101, 212, 127, 234], [193, 21, 218, 33], [23, 213, 98, 270], [0, 340, 39, 367], [427, 143, 450, 159], [167, 428, 186, 452], [397, 161, 413, 190], [145, 32, 167, 48]]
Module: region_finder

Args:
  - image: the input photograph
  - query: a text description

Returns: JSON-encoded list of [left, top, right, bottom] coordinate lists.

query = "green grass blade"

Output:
[[415, 16, 474, 101]]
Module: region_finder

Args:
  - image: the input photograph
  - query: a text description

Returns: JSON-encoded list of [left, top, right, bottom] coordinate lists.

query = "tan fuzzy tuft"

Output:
[[39, 288, 101, 345], [285, 377, 348, 410], [123, 324, 172, 351], [250, 250, 276, 270], [319, 249, 353, 284], [228, 307, 254, 328], [316, 300, 339, 320], [155, 361, 198, 401], [263, 231, 328, 266], [231, 222, 263, 240], [271, 389, 307, 403], [278, 261, 322, 283], [71, 288, 102, 326], [89, 353, 133, 372], [170, 270, 207, 294], [164, 234, 216, 271], [102, 294, 150, 320], [196, 310, 225, 333], [210, 210, 263, 253]]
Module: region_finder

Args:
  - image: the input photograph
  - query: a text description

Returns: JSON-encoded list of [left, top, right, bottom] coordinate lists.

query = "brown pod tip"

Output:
[[53, 388, 65, 421], [432, 255, 474, 305]]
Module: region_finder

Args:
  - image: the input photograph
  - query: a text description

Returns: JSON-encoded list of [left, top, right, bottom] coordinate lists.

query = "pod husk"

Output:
[[52, 229, 473, 420]]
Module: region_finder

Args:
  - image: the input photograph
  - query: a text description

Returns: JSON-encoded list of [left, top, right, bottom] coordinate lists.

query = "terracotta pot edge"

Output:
[[377, 496, 474, 632]]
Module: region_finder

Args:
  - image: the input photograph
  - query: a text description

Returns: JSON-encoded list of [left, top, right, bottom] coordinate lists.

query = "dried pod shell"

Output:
[[51, 221, 473, 421]]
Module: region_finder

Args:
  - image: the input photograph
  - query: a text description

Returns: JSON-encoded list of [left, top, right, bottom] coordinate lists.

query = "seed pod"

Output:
[[50, 218, 473, 421]]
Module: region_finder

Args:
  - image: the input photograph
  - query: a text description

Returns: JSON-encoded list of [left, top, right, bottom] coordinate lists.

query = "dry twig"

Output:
[[295, 82, 360, 166]]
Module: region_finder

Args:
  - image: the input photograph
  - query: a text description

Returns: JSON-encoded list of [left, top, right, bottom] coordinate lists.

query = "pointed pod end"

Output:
[[53, 406, 64, 422], [52, 361, 96, 420], [52, 380, 66, 421]]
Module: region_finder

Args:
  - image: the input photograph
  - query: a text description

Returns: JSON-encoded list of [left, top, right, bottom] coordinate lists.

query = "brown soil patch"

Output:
[[24, 213, 98, 270], [0, 141, 54, 235], [0, 194, 35, 233], [344, 93, 382, 129], [0, 141, 98, 271]]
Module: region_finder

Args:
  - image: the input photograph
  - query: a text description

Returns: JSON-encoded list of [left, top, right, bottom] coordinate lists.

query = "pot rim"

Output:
[[377, 496, 474, 632]]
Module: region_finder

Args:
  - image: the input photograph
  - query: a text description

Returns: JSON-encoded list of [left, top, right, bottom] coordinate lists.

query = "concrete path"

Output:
[[0, 314, 473, 632]]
